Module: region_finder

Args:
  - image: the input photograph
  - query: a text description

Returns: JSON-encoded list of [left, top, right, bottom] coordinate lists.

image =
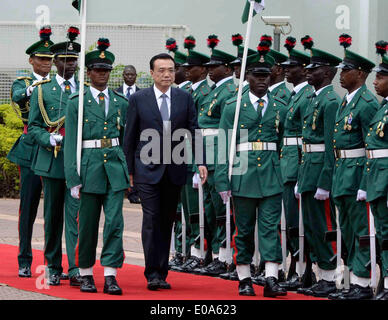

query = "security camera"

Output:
[[261, 16, 291, 26]]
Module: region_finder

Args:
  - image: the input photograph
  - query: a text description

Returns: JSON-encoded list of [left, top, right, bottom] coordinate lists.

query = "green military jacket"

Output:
[[332, 85, 379, 198], [233, 82, 250, 97], [7, 74, 38, 168], [365, 98, 388, 202], [64, 87, 130, 194], [198, 77, 236, 171], [280, 83, 313, 183], [179, 81, 192, 92], [270, 81, 291, 104], [298, 85, 341, 193], [28, 76, 78, 179], [214, 91, 287, 198]]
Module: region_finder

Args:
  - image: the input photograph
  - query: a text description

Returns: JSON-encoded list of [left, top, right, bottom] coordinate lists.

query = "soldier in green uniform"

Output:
[[215, 49, 288, 297], [175, 49, 213, 273], [327, 34, 379, 300], [365, 41, 388, 300], [276, 36, 314, 290], [7, 26, 53, 278], [262, 35, 292, 103], [28, 27, 82, 286], [195, 36, 237, 276], [64, 38, 129, 295], [296, 36, 342, 297]]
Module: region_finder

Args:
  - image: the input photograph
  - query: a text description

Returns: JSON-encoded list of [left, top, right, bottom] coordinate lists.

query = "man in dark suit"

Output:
[[116, 65, 141, 204], [123, 53, 208, 290]]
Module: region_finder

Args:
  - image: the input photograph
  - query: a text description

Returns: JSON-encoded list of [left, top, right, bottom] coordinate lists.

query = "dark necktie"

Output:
[[290, 91, 296, 98], [98, 92, 105, 115], [126, 87, 131, 100], [160, 94, 169, 122], [341, 98, 348, 108], [381, 99, 388, 108], [64, 80, 71, 95], [211, 84, 217, 90], [257, 99, 265, 122]]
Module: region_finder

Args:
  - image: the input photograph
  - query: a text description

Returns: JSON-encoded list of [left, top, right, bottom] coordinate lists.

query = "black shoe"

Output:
[[178, 256, 202, 273], [307, 280, 337, 298], [239, 278, 256, 296], [60, 272, 69, 280], [279, 274, 303, 291], [337, 285, 373, 300], [375, 289, 388, 300], [252, 271, 266, 286], [69, 274, 82, 287], [328, 285, 354, 300], [80, 275, 97, 293], [278, 270, 286, 283], [18, 267, 31, 278], [147, 278, 160, 291], [158, 279, 171, 289], [103, 276, 122, 295], [219, 264, 236, 280], [263, 277, 287, 297], [47, 274, 60, 286], [168, 253, 184, 270], [198, 258, 227, 276]]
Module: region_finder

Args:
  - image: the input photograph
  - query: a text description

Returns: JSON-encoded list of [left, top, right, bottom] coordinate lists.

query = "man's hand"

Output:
[[198, 165, 208, 185], [219, 190, 232, 205], [49, 134, 63, 147], [70, 184, 82, 199], [294, 182, 300, 200], [26, 80, 39, 96], [192, 173, 200, 189], [356, 189, 367, 201], [314, 188, 330, 201]]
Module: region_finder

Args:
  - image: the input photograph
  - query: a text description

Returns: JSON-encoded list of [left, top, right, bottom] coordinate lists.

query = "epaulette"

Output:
[[200, 85, 211, 96], [325, 90, 338, 101], [273, 95, 288, 106], [32, 79, 51, 87], [84, 82, 90, 86], [225, 97, 237, 105], [17, 76, 32, 81], [68, 92, 80, 100], [360, 90, 374, 103], [226, 83, 236, 93], [112, 90, 128, 101]]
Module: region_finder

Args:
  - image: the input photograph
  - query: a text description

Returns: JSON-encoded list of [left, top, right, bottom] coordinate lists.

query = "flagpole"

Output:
[[77, 0, 87, 175], [225, 0, 256, 265]]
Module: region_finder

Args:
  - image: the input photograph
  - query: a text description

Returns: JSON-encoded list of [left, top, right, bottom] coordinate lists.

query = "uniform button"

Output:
[[333, 145, 336, 148], [104, 122, 107, 125], [200, 113, 202, 116], [104, 154, 107, 158], [304, 121, 307, 124], [334, 129, 338, 132], [201, 108, 204, 111], [370, 127, 373, 131], [258, 130, 262, 133], [280, 155, 283, 158], [367, 168, 370, 172], [104, 160, 107, 163], [258, 164, 261, 167], [367, 133, 371, 136], [333, 139, 336, 143], [257, 157, 261, 160], [85, 119, 88, 122], [103, 136, 107, 139], [259, 125, 262, 128], [241, 124, 244, 128], [366, 162, 369, 165], [104, 127, 107, 130], [336, 164, 339, 167], [257, 139, 260, 142], [303, 126, 306, 129], [365, 143, 368, 147], [336, 123, 339, 126], [301, 160, 304, 163]]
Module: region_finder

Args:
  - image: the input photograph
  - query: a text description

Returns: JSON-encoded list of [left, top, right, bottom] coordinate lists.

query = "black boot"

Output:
[[238, 278, 256, 296], [263, 277, 287, 297]]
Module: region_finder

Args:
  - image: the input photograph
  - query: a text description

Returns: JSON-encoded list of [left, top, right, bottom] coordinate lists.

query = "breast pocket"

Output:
[[83, 118, 97, 139]]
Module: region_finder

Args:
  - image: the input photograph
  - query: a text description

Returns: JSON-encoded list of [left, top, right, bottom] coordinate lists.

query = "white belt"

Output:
[[283, 137, 302, 146], [201, 128, 219, 137], [303, 144, 325, 153], [237, 141, 277, 152], [82, 138, 119, 149], [366, 149, 388, 159], [335, 148, 366, 159]]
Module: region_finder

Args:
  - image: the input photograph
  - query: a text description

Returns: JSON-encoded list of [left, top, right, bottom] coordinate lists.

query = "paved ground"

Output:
[[0, 197, 145, 300]]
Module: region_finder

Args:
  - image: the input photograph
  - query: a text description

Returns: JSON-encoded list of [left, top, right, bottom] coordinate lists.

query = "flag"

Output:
[[72, 0, 81, 13], [241, 0, 266, 24]]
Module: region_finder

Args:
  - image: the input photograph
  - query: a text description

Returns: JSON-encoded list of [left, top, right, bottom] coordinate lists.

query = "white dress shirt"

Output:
[[153, 85, 172, 129], [216, 76, 234, 88], [56, 74, 77, 94], [293, 81, 309, 95], [269, 81, 285, 93], [90, 86, 110, 116], [191, 79, 206, 92], [345, 87, 361, 104], [249, 92, 269, 116], [178, 80, 191, 89], [123, 83, 137, 96], [314, 84, 332, 97]]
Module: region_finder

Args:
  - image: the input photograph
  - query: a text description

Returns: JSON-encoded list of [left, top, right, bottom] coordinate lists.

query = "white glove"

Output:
[[192, 173, 200, 189], [294, 183, 300, 200], [49, 134, 63, 147], [26, 80, 39, 96], [219, 190, 232, 204], [314, 188, 330, 201], [70, 184, 82, 199], [356, 189, 367, 201]]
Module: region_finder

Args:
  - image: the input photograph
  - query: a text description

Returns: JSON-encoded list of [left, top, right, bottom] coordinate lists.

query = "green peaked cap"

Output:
[[230, 46, 256, 66], [268, 49, 288, 65], [282, 49, 310, 67], [204, 49, 236, 66], [25, 26, 54, 57], [305, 48, 342, 69], [50, 27, 81, 58], [374, 55, 388, 74], [173, 51, 188, 66], [85, 38, 115, 70], [181, 50, 210, 66], [246, 52, 275, 74], [338, 49, 375, 72]]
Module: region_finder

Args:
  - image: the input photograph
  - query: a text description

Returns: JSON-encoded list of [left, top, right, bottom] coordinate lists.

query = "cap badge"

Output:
[[99, 51, 106, 59]]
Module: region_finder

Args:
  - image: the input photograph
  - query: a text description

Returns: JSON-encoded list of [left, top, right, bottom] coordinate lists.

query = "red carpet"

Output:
[[0, 244, 323, 300]]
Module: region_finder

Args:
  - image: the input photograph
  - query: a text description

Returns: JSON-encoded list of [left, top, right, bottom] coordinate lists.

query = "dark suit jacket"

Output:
[[123, 86, 203, 186], [115, 84, 140, 96]]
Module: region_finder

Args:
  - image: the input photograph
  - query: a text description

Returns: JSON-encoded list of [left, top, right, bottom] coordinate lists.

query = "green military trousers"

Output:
[[232, 194, 283, 265], [18, 165, 42, 268], [41, 177, 79, 277], [301, 191, 336, 271], [283, 181, 300, 254], [76, 185, 125, 269], [370, 196, 388, 278], [333, 195, 371, 278]]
